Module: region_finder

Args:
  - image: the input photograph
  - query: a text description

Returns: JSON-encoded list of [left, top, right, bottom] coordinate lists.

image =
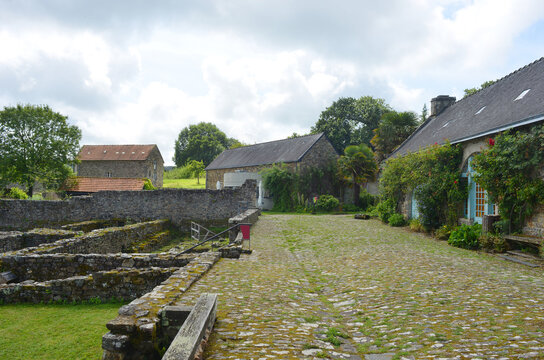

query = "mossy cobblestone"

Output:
[[178, 215, 544, 359]]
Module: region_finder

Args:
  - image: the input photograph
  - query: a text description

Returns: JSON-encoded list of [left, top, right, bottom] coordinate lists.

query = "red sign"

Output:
[[240, 225, 250, 240]]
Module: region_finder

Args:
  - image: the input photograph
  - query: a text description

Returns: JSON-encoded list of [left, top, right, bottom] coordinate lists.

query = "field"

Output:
[[0, 303, 122, 360], [162, 177, 205, 189]]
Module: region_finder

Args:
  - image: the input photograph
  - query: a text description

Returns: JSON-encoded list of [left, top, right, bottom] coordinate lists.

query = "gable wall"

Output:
[[78, 148, 164, 187]]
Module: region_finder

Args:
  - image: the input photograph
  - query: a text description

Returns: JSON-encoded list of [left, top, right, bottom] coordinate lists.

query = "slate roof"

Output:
[[78, 145, 162, 161], [205, 133, 326, 170], [63, 177, 145, 193], [392, 57, 544, 157]]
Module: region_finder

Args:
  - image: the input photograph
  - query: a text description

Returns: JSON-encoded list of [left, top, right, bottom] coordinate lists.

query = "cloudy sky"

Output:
[[1, 0, 544, 165]]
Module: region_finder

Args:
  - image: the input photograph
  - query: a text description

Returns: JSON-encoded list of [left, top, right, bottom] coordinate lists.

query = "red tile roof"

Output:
[[63, 177, 145, 193], [78, 145, 158, 161]]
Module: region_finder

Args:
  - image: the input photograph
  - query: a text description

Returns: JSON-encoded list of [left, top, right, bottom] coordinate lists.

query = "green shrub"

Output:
[[479, 233, 508, 253], [409, 218, 424, 232], [448, 223, 482, 249], [316, 195, 339, 212], [435, 225, 455, 240], [388, 213, 405, 227], [367, 205, 379, 217], [359, 189, 377, 211], [5, 187, 29, 199], [143, 179, 156, 190], [342, 203, 360, 212], [376, 199, 395, 223]]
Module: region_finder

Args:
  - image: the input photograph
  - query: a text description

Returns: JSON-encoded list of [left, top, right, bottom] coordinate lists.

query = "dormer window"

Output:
[[514, 89, 530, 101]]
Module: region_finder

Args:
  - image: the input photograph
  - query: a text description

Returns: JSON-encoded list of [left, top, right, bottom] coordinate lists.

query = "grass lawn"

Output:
[[162, 177, 205, 189], [0, 303, 122, 360]]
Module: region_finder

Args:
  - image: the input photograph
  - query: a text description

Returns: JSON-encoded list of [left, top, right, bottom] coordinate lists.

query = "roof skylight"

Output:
[[475, 106, 486, 115], [514, 89, 530, 101]]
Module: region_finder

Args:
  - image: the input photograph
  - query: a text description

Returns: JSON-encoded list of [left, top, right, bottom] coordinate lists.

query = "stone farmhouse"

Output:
[[391, 57, 544, 235], [205, 133, 338, 208], [75, 144, 164, 188]]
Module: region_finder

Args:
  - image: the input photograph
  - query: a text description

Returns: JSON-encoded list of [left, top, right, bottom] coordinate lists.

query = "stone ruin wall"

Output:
[[0, 180, 258, 230]]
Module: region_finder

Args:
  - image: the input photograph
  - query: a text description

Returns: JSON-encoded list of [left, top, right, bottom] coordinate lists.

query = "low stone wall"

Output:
[[60, 219, 127, 232], [0, 180, 257, 230], [0, 253, 196, 282], [228, 208, 261, 242], [102, 252, 220, 360], [0, 267, 177, 304], [0, 228, 77, 253], [523, 205, 544, 237], [11, 220, 169, 255]]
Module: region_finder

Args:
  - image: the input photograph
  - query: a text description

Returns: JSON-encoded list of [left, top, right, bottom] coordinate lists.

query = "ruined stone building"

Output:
[[76, 144, 164, 188]]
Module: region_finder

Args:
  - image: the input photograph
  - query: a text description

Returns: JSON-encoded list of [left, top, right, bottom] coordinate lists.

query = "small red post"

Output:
[[240, 224, 250, 240]]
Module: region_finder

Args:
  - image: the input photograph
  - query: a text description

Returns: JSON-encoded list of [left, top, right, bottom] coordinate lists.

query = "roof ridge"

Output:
[[221, 133, 323, 152], [459, 56, 544, 101]]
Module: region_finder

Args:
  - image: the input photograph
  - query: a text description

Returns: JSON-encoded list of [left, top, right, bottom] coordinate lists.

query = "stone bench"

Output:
[[162, 293, 218, 360]]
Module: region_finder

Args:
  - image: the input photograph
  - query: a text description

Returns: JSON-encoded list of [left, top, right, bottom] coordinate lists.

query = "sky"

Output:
[[1, 1, 544, 165]]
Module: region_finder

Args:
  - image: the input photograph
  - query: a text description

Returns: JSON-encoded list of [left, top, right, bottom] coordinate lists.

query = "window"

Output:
[[514, 89, 530, 101], [106, 171, 113, 178], [475, 182, 485, 218]]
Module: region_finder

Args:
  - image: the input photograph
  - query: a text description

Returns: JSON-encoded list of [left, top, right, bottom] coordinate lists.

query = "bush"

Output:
[[388, 213, 405, 227], [376, 199, 396, 223], [479, 233, 508, 253], [448, 223, 482, 249], [316, 195, 339, 212], [4, 187, 29, 199], [359, 189, 377, 211], [143, 179, 156, 190], [409, 218, 425, 232], [342, 203, 360, 212], [434, 225, 454, 240], [367, 205, 379, 217]]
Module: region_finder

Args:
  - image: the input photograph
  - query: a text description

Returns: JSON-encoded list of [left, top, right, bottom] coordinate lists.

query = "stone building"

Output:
[[76, 144, 164, 187], [205, 133, 338, 208], [390, 57, 544, 234]]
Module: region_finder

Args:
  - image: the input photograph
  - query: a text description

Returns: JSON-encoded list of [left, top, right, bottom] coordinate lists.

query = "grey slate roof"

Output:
[[205, 133, 325, 170], [392, 57, 544, 157]]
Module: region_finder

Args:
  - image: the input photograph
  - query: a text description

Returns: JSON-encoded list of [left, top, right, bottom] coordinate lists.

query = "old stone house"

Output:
[[76, 144, 164, 187], [205, 133, 338, 208], [391, 57, 544, 235]]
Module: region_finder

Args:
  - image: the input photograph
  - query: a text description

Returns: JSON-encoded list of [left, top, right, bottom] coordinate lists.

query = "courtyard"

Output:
[[179, 214, 544, 359]]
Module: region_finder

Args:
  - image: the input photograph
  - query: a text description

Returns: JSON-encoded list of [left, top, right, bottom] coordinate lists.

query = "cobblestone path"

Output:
[[179, 215, 544, 359]]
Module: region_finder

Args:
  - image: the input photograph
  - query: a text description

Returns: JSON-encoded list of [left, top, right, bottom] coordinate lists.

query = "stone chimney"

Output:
[[430, 95, 456, 117]]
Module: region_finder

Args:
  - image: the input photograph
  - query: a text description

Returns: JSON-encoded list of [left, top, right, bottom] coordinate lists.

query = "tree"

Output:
[[311, 96, 391, 153], [464, 79, 496, 98], [371, 111, 419, 162], [337, 144, 378, 206], [227, 138, 246, 149], [0, 104, 81, 196], [421, 104, 428, 123], [173, 122, 229, 167], [186, 159, 205, 184]]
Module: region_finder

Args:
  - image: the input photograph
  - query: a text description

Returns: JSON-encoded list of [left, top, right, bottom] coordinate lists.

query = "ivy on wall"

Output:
[[379, 143, 465, 229], [472, 125, 544, 233]]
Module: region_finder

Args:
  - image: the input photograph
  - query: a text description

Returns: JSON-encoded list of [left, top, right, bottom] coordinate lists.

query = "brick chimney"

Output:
[[430, 95, 456, 117]]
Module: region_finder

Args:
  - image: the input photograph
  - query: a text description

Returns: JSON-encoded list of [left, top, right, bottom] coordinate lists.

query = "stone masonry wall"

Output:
[[10, 220, 169, 255], [0, 253, 196, 282], [0, 180, 257, 230], [0, 228, 77, 252], [102, 252, 220, 360], [0, 267, 176, 304], [297, 135, 339, 170]]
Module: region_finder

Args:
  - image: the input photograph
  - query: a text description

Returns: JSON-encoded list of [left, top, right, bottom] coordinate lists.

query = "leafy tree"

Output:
[[173, 122, 229, 167], [421, 104, 428, 123], [0, 104, 81, 196], [337, 144, 378, 206], [227, 137, 246, 149], [463, 79, 496, 98], [186, 159, 205, 184], [311, 96, 391, 153], [371, 111, 419, 162]]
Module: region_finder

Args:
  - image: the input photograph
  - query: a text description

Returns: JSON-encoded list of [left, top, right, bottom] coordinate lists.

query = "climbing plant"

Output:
[[471, 125, 544, 233], [379, 142, 465, 229]]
